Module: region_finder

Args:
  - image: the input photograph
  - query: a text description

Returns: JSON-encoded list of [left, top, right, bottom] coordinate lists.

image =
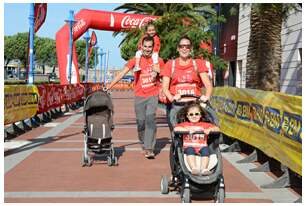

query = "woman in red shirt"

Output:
[[161, 35, 213, 131], [174, 103, 220, 175]]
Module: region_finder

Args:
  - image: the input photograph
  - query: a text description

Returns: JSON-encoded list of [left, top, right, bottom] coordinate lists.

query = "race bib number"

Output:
[[183, 134, 207, 147], [140, 73, 156, 89], [175, 83, 196, 95]]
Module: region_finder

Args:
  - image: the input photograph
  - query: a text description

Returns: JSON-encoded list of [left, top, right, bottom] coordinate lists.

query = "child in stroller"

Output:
[[82, 90, 118, 167], [174, 102, 220, 176], [161, 95, 225, 203]]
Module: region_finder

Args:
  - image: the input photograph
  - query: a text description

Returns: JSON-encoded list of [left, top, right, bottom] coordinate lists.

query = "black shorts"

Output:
[[184, 146, 209, 157]]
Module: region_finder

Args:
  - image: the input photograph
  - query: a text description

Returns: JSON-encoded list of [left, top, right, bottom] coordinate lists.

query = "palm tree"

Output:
[[245, 3, 301, 91], [115, 3, 215, 16], [113, 3, 223, 63]]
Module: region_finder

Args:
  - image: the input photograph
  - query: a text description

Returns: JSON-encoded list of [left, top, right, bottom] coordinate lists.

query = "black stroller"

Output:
[[81, 90, 118, 167], [160, 95, 225, 203]]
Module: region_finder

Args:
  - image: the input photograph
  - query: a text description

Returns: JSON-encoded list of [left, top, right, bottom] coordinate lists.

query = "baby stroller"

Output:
[[81, 90, 118, 167], [160, 95, 225, 203]]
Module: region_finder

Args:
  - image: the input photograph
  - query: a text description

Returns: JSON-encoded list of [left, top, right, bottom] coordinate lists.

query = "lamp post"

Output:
[[83, 31, 90, 83], [94, 45, 99, 83], [28, 3, 35, 84], [65, 10, 76, 84], [98, 48, 104, 85], [105, 50, 110, 84]]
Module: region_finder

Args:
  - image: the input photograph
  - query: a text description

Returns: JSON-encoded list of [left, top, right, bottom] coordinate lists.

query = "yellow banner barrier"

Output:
[[211, 87, 302, 175], [4, 85, 39, 125]]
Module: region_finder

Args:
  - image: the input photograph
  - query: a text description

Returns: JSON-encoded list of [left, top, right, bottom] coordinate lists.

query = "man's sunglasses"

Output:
[[178, 44, 191, 49], [187, 112, 201, 117]]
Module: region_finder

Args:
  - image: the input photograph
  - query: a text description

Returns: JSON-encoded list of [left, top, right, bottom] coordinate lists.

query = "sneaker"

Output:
[[191, 168, 200, 175], [201, 169, 212, 176], [145, 150, 155, 159]]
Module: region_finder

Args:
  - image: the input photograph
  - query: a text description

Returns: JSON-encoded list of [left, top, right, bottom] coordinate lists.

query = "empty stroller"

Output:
[[82, 90, 118, 167], [160, 95, 225, 203]]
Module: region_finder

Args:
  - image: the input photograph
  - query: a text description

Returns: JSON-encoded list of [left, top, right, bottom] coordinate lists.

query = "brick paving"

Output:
[[4, 91, 301, 203]]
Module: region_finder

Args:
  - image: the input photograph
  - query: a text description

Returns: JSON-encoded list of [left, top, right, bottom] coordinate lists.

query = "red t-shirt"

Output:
[[175, 122, 215, 153], [138, 34, 161, 53], [125, 56, 164, 97], [161, 58, 209, 97]]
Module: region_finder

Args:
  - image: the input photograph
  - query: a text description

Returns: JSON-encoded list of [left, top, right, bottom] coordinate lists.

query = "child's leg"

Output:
[[184, 147, 199, 175], [199, 147, 210, 173], [152, 52, 158, 64], [134, 50, 142, 72], [201, 156, 209, 170], [186, 155, 196, 170], [152, 52, 159, 71]]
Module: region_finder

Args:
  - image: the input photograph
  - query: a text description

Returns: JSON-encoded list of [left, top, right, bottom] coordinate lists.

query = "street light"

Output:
[[98, 49, 106, 85], [94, 45, 99, 83], [65, 10, 76, 84], [83, 31, 90, 83], [105, 50, 110, 84], [28, 3, 35, 84]]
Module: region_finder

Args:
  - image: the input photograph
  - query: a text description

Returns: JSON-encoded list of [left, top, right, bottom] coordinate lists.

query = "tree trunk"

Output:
[[246, 4, 283, 91]]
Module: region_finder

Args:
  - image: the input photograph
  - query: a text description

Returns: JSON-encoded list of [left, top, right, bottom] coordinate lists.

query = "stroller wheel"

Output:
[[107, 156, 113, 166], [81, 156, 86, 167], [87, 156, 93, 167], [81, 155, 92, 167], [216, 187, 225, 203], [181, 188, 191, 203], [112, 156, 118, 166], [160, 175, 169, 194]]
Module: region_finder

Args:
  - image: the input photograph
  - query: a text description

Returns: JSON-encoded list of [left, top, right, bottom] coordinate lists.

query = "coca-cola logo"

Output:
[[121, 16, 156, 29], [72, 19, 86, 34]]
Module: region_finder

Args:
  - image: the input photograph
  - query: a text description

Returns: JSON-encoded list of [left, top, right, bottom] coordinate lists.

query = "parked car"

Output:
[[121, 75, 134, 83]]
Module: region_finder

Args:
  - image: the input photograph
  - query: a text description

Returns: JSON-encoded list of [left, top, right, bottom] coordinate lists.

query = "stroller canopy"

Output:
[[84, 90, 113, 112]]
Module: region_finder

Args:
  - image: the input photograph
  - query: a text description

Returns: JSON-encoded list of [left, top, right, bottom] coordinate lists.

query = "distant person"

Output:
[[134, 21, 160, 73], [106, 36, 164, 159], [174, 103, 220, 175]]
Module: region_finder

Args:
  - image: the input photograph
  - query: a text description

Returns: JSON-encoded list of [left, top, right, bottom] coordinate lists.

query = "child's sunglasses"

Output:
[[187, 112, 201, 117]]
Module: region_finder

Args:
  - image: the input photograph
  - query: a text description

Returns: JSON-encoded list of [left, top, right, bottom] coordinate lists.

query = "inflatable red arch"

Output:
[[56, 9, 213, 85], [56, 9, 157, 85]]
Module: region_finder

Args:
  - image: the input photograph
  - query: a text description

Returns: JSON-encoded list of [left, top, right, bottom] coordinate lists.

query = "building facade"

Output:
[[235, 4, 302, 95]]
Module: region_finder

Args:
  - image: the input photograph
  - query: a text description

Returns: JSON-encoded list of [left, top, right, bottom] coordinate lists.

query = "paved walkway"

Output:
[[4, 91, 301, 203]]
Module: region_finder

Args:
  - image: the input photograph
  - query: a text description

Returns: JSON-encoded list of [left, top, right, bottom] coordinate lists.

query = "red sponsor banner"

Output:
[[87, 31, 97, 61], [56, 10, 158, 85], [37, 84, 84, 113], [26, 3, 47, 80], [34, 3, 47, 33], [37, 84, 63, 113], [81, 83, 104, 96], [62, 84, 84, 104]]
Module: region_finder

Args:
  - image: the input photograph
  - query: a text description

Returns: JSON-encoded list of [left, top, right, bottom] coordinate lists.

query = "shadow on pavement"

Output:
[[155, 137, 171, 156], [4, 132, 82, 157]]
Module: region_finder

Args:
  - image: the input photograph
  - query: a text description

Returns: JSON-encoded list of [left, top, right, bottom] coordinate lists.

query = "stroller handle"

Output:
[[174, 131, 220, 136], [180, 94, 200, 99], [173, 94, 209, 105]]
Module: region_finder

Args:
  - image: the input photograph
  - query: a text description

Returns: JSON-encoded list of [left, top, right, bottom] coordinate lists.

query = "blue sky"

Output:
[[4, 3, 127, 69]]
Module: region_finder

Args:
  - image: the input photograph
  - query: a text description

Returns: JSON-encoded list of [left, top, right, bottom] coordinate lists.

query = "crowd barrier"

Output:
[[4, 85, 39, 125], [210, 87, 302, 176], [4, 82, 133, 125]]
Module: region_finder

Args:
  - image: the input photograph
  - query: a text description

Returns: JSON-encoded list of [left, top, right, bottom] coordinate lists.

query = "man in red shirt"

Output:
[[107, 36, 164, 159]]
